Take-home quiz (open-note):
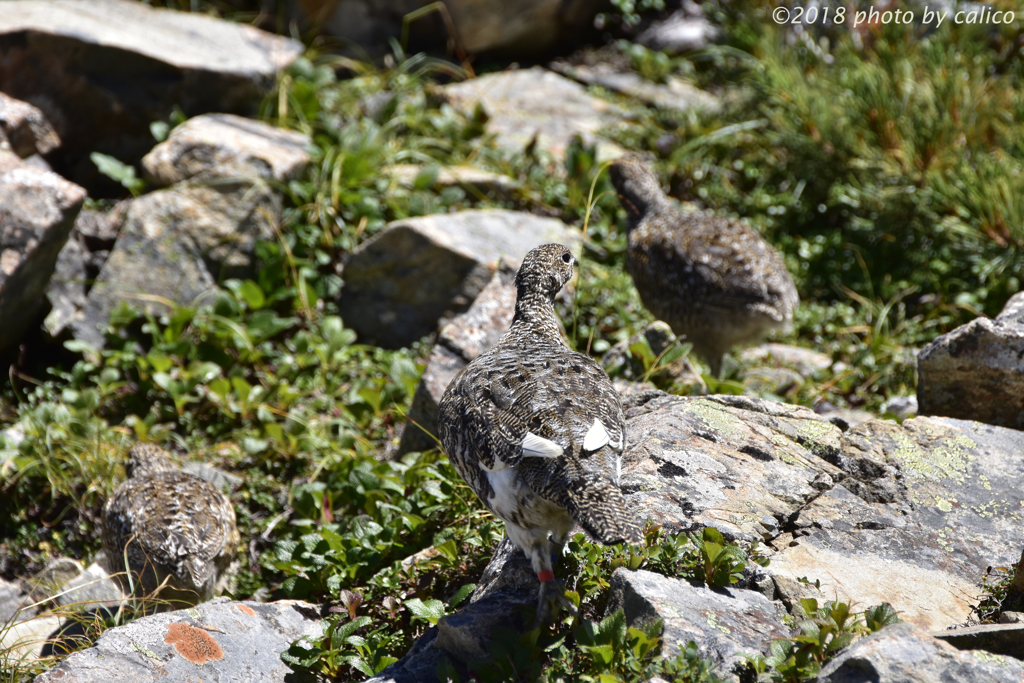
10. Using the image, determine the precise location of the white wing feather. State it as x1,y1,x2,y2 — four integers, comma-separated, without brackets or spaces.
522,431,563,458
583,418,610,451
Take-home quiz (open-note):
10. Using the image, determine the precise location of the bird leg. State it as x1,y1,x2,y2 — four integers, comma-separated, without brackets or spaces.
529,539,578,627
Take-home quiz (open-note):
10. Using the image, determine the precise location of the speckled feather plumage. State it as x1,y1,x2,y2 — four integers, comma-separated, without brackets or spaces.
610,156,799,376
102,444,239,604
438,244,642,584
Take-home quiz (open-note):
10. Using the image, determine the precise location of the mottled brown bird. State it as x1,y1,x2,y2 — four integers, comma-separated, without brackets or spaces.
438,243,642,622
102,444,239,605
610,156,799,377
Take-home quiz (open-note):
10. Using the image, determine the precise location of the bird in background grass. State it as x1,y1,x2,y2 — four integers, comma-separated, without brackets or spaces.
609,155,799,377
438,243,642,624
103,443,239,606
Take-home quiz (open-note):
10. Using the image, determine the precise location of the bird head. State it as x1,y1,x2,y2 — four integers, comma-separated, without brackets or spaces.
126,443,178,479
515,243,579,300
609,155,668,225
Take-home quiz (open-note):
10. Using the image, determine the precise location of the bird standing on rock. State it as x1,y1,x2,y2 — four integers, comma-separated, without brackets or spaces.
102,443,239,606
609,156,799,377
438,243,642,623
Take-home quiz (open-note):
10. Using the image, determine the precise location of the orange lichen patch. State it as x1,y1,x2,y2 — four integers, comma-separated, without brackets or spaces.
164,622,224,664
236,604,255,617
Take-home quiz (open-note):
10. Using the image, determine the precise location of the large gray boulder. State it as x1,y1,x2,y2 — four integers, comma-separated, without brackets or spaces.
0,0,302,191
142,114,312,187
609,568,789,681
817,622,1024,683
442,68,625,163
339,209,581,349
44,204,126,338
917,292,1024,430
71,180,279,348
33,599,323,683
68,117,311,347
621,394,843,541
0,165,85,352
620,392,1024,632
365,388,1024,680
0,91,60,158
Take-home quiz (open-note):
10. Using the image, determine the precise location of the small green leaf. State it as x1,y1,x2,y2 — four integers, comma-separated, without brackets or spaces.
629,338,656,369
434,539,458,564
150,120,170,142
414,164,440,190
404,598,446,625
233,279,267,310
447,583,476,609
90,152,146,196
331,615,371,646
147,351,173,373
864,603,899,632
374,655,398,673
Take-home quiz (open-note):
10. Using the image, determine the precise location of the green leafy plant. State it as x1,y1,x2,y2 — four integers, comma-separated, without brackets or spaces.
466,612,724,683
688,527,751,588
90,153,146,196
750,599,899,682
971,563,1017,624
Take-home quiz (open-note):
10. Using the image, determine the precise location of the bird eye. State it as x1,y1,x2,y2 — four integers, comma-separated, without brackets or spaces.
561,253,572,263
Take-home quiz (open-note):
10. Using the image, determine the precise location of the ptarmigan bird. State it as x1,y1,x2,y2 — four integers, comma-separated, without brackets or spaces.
609,156,799,377
102,444,239,605
438,243,642,622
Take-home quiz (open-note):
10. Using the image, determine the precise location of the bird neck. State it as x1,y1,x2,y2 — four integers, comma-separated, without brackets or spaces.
621,179,672,231
509,290,566,345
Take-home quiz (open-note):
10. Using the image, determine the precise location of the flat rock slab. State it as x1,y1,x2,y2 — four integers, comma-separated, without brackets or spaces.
143,113,312,186
770,416,1024,631
55,560,126,611
385,164,521,199
620,392,1024,632
4,614,63,660
818,622,1024,683
610,568,789,681
442,67,625,163
72,181,278,348
34,599,323,683
398,260,517,454
739,343,833,378
0,165,85,352
621,393,846,540
339,209,580,348
933,622,1024,659
918,292,1024,430
550,61,719,113
0,0,302,190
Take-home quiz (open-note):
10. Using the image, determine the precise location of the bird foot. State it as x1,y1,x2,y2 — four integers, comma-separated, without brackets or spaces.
533,576,578,627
